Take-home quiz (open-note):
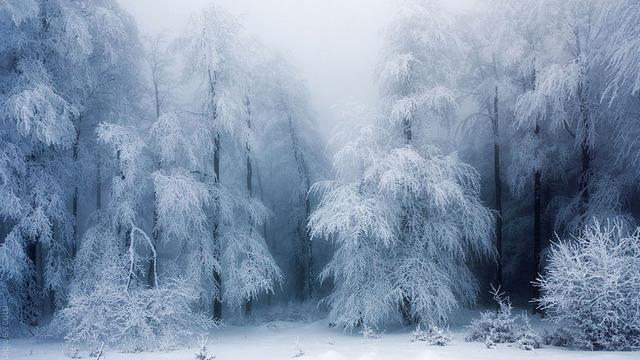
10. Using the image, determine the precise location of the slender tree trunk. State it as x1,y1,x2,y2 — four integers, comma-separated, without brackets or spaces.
71,116,82,259
287,114,313,301
579,104,591,210
0,221,4,244
96,152,102,210
207,68,223,321
25,154,42,325
576,79,591,220
153,76,161,121
244,97,254,317
492,87,503,288
531,68,542,313
402,117,412,144
532,168,541,307
399,113,415,324
256,164,272,306
212,133,222,320
148,76,161,289
26,241,39,325
575,38,591,217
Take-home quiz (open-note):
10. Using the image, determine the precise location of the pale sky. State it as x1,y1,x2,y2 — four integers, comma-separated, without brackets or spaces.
118,0,476,135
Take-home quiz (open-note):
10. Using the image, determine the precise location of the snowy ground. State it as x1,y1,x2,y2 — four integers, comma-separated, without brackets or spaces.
5,319,639,360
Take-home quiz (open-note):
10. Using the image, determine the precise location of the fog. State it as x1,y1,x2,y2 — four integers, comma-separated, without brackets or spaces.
6,1,640,355
118,0,475,135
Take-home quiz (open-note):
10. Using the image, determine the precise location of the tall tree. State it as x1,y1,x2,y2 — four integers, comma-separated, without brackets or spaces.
178,6,282,317
310,0,495,329
179,6,240,319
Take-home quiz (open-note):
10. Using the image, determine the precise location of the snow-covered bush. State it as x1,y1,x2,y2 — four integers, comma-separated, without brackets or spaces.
465,286,540,349
535,220,640,350
516,317,542,351
412,325,452,346
58,263,214,352
195,338,216,360
292,337,304,358
360,324,381,339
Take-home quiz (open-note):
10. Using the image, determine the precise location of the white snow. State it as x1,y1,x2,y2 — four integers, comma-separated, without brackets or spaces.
5,319,638,360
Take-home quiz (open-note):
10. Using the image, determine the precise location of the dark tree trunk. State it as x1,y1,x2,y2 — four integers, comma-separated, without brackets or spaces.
71,117,81,259
579,127,591,210
256,166,272,306
244,96,254,317
0,222,4,245
96,153,102,210
148,76,162,289
532,168,542,308
399,113,416,324
212,132,222,321
492,87,503,288
531,67,542,313
402,117,412,144
26,240,39,326
207,68,223,321
575,43,591,216
287,114,313,301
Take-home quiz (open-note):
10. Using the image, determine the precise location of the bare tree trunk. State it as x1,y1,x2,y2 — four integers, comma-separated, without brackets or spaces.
244,96,254,317
492,86,503,288
579,101,591,210
96,152,102,210
287,114,313,301
400,113,415,324
532,167,541,307
212,132,222,320
256,164,272,306
0,221,4,245
148,75,161,289
206,68,223,321
531,68,542,313
71,119,81,259
575,35,591,218
576,79,591,220
26,240,40,326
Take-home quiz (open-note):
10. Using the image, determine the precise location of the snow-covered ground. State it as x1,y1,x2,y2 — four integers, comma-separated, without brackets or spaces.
5,319,639,360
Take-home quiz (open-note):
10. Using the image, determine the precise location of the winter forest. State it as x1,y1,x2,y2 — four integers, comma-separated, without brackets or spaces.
1,0,640,359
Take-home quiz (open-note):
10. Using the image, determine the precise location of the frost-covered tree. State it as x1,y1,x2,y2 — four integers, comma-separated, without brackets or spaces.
176,5,243,319
603,0,640,102
0,0,98,325
459,0,569,304
171,6,282,318
513,0,635,234
453,0,640,305
311,97,494,328
600,1,640,181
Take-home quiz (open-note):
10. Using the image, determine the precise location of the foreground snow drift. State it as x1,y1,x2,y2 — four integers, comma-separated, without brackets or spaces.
6,320,639,360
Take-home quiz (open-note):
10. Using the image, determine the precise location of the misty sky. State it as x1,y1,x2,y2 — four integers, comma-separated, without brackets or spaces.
118,0,476,135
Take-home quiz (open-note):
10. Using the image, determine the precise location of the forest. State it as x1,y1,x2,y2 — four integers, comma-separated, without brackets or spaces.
1,0,640,359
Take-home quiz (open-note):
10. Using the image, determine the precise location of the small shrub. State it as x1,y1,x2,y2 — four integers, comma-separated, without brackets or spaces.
516,317,542,351
535,220,640,350
292,336,304,358
195,338,215,360
465,286,540,349
412,325,452,346
361,324,381,339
